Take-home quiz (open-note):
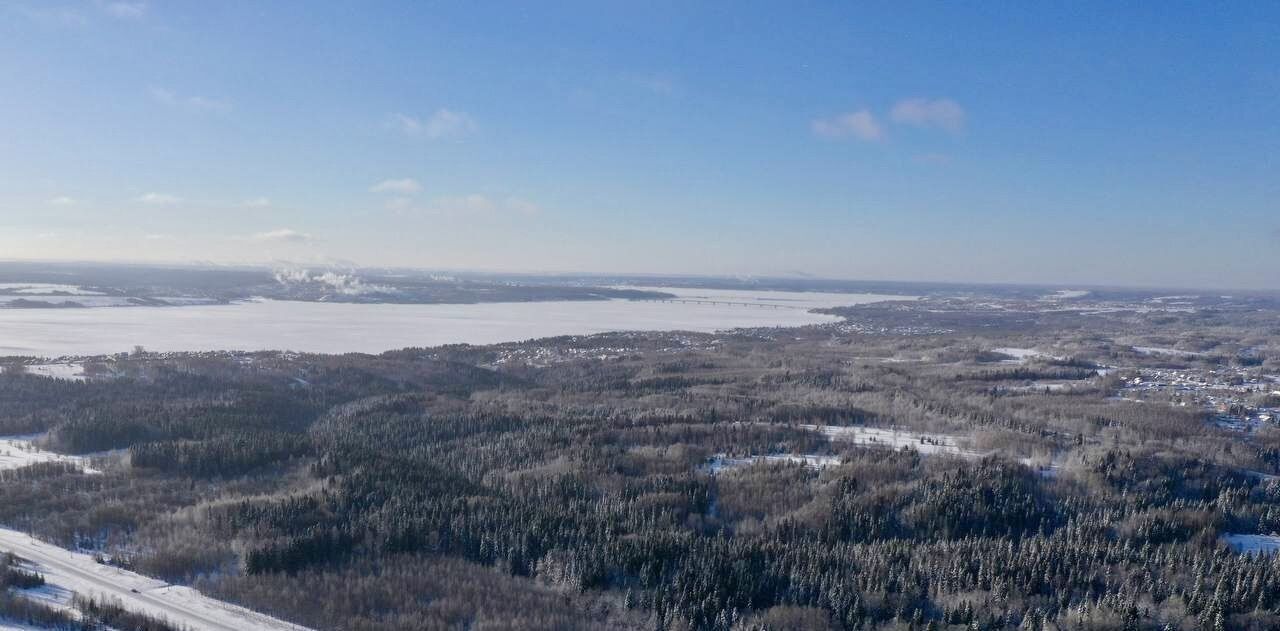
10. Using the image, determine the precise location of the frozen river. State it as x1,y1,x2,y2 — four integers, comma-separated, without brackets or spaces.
0,287,910,357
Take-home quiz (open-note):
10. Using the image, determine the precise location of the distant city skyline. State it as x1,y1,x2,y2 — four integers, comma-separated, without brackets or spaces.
2,2,1277,289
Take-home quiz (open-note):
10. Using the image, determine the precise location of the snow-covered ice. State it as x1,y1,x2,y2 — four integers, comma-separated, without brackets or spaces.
0,287,906,357
0,528,312,631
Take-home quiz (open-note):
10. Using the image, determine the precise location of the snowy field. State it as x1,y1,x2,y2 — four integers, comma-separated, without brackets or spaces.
1132,346,1207,358
0,283,104,296
623,286,917,311
706,425,978,473
0,288,905,357
0,436,98,474
1223,534,1280,555
801,424,978,457
0,529,311,631
22,362,86,381
706,453,842,473
992,347,1056,364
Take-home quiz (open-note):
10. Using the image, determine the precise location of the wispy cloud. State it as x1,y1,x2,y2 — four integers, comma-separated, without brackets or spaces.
890,98,966,134
390,109,476,139
369,178,422,194
143,233,172,241
811,110,883,142
135,192,181,205
150,87,231,113
250,228,314,243
240,197,271,208
47,196,78,206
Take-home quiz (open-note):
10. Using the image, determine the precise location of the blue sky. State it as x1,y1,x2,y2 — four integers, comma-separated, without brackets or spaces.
2,1,1277,289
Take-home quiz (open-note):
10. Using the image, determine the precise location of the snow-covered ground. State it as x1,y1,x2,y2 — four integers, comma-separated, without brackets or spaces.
0,283,104,296
800,425,978,458
1223,534,1280,555
22,362,86,381
1043,289,1090,300
0,436,98,474
623,287,918,310
0,620,48,631
992,347,1056,364
706,453,841,473
0,287,911,357
1132,346,1207,358
0,529,312,631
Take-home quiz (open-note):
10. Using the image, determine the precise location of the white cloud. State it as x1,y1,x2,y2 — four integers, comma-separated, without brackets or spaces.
135,192,181,205
240,197,271,208
250,228,314,243
890,98,966,133
369,178,422,194
390,109,476,139
100,1,146,18
143,233,172,240
811,110,883,142
47,196,77,206
149,87,231,113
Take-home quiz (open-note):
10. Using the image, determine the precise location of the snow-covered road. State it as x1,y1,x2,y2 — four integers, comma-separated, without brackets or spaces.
0,528,312,631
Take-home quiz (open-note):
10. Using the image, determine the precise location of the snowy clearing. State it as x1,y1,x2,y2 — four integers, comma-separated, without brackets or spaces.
22,362,86,381
1043,289,1090,300
991,347,1060,364
800,425,978,458
706,453,841,473
0,529,312,631
0,436,99,474
1223,534,1280,555
1132,346,1207,358
0,283,103,296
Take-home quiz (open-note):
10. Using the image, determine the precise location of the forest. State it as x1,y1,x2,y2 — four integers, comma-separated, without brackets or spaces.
2,292,1280,630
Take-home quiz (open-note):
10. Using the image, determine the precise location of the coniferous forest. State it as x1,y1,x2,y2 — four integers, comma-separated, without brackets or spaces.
3,293,1280,630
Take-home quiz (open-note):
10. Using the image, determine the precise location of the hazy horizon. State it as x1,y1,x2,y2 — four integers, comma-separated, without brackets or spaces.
2,257,1277,295
3,2,1278,289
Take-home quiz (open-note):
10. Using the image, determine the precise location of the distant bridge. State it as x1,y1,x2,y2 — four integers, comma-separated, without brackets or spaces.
636,298,800,309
